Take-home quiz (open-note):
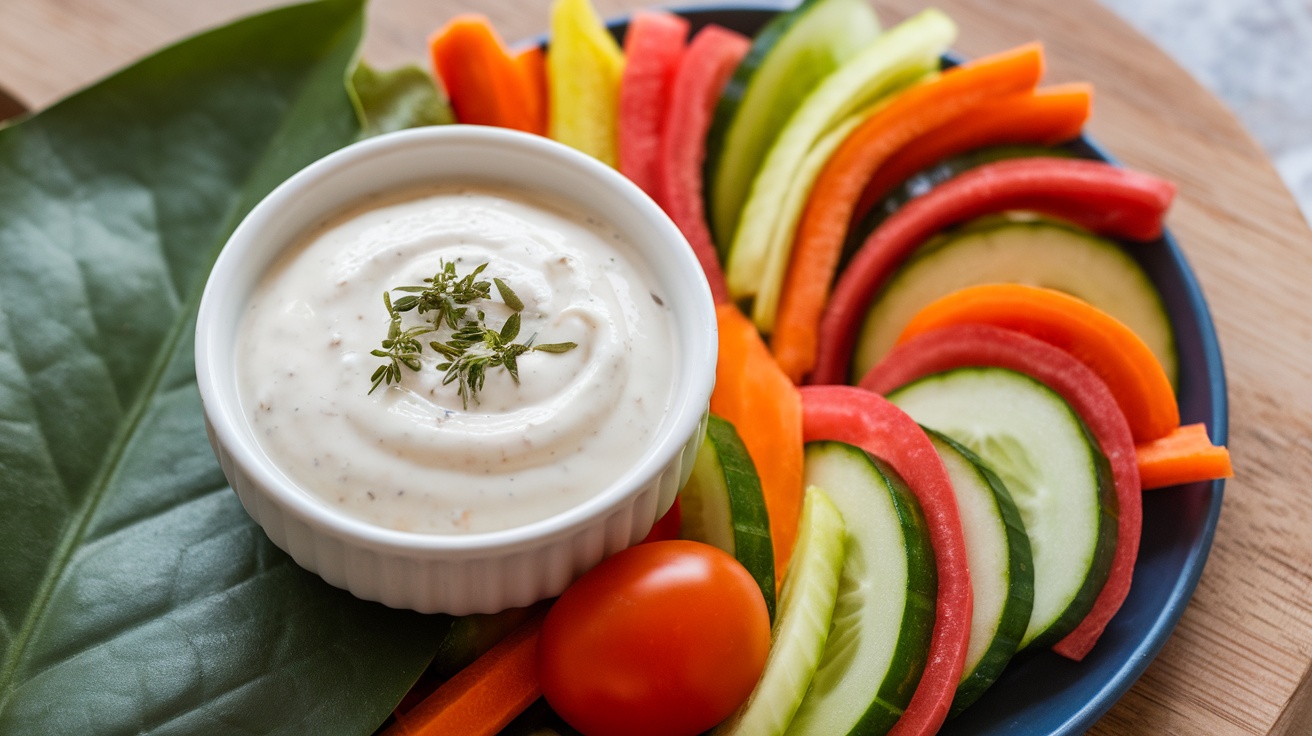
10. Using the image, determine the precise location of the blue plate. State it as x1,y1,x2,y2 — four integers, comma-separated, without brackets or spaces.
602,5,1228,733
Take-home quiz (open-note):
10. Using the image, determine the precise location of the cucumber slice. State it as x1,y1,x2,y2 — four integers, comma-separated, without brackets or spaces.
787,441,937,735
725,9,956,308
851,216,1176,383
705,0,880,254
679,414,777,621
924,429,1033,716
712,486,846,736
888,367,1117,650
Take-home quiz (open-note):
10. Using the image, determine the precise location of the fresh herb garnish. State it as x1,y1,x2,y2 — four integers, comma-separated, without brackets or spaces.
368,260,576,405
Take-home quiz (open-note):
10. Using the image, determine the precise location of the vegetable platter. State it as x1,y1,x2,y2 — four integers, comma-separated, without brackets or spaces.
7,0,1312,729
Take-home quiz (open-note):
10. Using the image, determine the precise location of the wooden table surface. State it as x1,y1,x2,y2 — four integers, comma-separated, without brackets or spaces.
3,0,1311,733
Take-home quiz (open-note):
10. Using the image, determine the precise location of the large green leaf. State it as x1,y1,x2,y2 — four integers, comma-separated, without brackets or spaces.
0,1,450,733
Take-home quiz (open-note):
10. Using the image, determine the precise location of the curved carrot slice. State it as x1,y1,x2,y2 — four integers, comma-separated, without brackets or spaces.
657,24,751,304
1137,423,1233,489
811,157,1176,385
898,284,1179,442
386,611,545,736
618,11,689,199
770,43,1044,382
429,15,542,133
513,45,548,136
710,304,803,589
852,83,1092,224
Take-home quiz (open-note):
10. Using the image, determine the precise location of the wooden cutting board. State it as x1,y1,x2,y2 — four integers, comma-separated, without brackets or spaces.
1,0,1310,733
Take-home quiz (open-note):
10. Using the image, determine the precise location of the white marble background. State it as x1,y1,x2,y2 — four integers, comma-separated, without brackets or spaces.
1100,0,1312,222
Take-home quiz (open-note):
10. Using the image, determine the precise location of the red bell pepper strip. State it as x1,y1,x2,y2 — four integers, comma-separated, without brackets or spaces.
772,43,1044,383
656,24,751,304
852,83,1093,225
639,498,683,544
861,323,1141,661
800,384,970,736
618,11,690,201
810,158,1176,385
429,15,544,133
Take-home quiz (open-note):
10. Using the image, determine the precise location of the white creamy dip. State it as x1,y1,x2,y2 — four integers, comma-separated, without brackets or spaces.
235,184,676,534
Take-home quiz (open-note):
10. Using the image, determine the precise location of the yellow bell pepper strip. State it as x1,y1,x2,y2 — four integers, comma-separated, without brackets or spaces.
548,0,626,166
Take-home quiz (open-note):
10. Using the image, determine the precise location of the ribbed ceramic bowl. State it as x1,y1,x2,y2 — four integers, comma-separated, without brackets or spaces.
195,126,717,615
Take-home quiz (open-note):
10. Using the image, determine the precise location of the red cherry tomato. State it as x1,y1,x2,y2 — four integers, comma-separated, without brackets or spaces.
537,540,770,736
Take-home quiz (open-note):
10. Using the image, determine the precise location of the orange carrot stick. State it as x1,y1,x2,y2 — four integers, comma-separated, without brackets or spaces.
386,612,546,736
514,45,549,136
771,43,1045,383
898,283,1180,442
711,303,804,588
1136,423,1233,489
853,83,1092,223
430,15,542,133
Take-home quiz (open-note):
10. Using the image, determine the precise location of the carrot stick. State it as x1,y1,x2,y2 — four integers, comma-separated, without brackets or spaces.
853,83,1092,223
711,303,804,589
898,283,1180,442
770,43,1044,383
429,15,542,133
1137,423,1233,489
514,45,549,136
386,611,546,736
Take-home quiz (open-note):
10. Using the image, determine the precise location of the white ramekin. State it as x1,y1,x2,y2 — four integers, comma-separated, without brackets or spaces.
195,126,717,615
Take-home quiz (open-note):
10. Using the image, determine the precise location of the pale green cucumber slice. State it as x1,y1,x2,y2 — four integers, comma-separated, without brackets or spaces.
851,216,1177,383
724,9,957,306
787,441,937,736
924,429,1033,716
679,414,777,621
888,367,1117,651
712,486,846,736
706,0,880,254
748,106,879,332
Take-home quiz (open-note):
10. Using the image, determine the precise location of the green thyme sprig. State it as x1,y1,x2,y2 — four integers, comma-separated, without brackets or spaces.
368,260,576,404
432,312,578,408
390,260,491,329
368,292,434,393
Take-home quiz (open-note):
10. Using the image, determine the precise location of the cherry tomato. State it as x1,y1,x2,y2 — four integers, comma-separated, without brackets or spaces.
537,540,770,736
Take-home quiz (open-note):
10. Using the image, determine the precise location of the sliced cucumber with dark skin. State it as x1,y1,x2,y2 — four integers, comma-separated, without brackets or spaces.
888,367,1117,651
705,0,880,256
712,486,846,736
678,414,776,621
786,441,937,736
850,215,1176,383
924,429,1033,717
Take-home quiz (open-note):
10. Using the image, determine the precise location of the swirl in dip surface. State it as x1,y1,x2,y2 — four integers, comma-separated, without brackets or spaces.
235,184,676,534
